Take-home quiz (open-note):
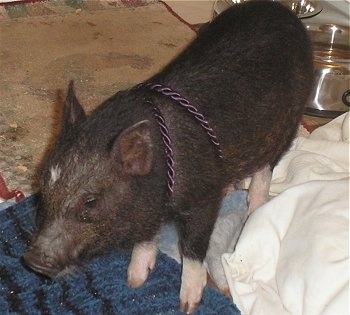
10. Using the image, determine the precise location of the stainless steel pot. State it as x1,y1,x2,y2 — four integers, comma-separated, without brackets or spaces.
305,23,350,118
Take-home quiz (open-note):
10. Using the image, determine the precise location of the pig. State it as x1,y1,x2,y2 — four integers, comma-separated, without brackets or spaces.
23,1,314,313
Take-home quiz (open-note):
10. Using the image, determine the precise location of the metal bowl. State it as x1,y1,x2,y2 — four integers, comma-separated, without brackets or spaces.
279,0,323,18
305,23,350,118
213,0,323,19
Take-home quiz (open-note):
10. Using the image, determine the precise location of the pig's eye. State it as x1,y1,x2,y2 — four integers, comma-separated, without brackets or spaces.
84,197,98,209
79,196,99,222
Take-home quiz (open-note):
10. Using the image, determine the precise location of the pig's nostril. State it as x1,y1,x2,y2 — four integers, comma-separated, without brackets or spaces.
23,250,60,279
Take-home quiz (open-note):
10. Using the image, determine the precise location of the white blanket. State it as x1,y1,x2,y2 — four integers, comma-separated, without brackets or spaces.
222,113,349,315
270,112,349,195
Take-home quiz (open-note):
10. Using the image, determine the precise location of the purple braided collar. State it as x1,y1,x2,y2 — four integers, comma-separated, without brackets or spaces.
146,102,175,194
139,83,223,195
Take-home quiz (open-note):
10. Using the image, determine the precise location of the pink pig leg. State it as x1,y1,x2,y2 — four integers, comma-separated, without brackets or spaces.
247,165,272,215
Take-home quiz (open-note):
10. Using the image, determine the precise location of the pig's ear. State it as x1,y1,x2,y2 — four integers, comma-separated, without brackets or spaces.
62,81,86,131
113,120,154,176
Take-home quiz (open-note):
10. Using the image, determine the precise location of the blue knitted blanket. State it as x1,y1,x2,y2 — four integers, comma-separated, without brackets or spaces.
0,195,240,315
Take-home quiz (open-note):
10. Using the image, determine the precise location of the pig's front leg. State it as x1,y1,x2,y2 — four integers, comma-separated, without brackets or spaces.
127,239,158,288
177,203,218,314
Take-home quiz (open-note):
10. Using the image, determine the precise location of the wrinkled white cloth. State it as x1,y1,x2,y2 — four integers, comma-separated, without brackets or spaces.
222,113,350,315
270,113,349,195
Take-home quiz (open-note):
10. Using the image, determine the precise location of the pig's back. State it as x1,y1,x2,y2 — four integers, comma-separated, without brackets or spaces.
154,1,313,106
148,1,313,177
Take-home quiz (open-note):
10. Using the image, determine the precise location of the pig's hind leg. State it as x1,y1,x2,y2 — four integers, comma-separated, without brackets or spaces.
247,164,272,214
127,238,158,288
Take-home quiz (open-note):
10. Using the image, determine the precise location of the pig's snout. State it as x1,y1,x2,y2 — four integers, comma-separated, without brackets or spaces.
23,248,61,279
23,217,86,278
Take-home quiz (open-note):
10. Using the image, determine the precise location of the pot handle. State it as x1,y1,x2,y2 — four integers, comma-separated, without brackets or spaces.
342,90,350,107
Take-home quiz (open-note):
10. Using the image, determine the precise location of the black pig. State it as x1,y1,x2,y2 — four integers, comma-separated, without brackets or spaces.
24,1,314,313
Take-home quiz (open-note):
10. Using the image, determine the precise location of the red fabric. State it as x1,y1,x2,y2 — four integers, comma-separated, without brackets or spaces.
0,175,25,202
159,1,197,32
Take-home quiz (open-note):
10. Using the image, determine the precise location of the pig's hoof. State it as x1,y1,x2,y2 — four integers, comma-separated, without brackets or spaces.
127,241,157,288
179,300,200,314
127,256,154,288
127,267,150,288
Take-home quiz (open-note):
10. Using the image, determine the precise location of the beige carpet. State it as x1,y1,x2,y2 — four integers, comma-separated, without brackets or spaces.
0,1,195,196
